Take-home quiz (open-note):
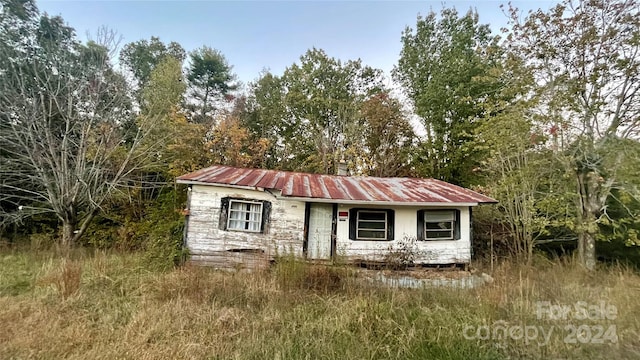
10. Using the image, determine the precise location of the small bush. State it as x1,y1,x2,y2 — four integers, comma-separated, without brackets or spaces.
384,235,426,270
143,235,188,272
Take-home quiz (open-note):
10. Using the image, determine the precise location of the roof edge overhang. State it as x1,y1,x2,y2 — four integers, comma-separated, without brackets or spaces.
177,179,265,192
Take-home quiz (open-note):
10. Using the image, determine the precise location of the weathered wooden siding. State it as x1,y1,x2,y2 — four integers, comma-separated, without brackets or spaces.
186,185,305,268
335,204,472,264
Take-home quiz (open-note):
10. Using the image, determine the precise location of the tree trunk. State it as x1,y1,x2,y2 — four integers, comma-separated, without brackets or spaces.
577,229,596,270
576,170,599,271
61,220,75,249
527,239,534,266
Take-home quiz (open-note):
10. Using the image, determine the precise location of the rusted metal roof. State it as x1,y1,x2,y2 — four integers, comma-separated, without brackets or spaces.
177,165,497,205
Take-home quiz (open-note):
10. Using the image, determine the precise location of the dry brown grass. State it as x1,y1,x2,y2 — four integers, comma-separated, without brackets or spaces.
37,258,83,299
0,249,638,359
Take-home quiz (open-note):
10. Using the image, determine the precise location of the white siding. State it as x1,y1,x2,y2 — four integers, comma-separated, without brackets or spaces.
335,204,472,264
186,185,305,265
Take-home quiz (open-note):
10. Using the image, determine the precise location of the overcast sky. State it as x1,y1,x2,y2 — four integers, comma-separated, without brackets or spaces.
38,0,559,86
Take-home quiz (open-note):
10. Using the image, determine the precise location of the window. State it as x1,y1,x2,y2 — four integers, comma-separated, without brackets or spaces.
356,210,387,240
349,208,394,241
424,210,455,240
228,200,263,232
418,210,460,241
219,197,271,233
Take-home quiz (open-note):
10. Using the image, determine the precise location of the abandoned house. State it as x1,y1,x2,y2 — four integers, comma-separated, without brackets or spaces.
176,165,497,269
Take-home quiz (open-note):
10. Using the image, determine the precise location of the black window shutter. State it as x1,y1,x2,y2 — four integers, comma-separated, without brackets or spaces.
386,209,395,240
261,200,272,234
417,210,425,241
454,209,461,240
219,197,230,230
349,208,357,240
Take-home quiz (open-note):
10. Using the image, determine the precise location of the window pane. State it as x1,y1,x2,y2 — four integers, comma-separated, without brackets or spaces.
425,210,455,222
358,221,386,230
229,210,244,220
249,203,261,213
426,230,454,239
230,202,245,211
358,211,386,221
247,221,260,231
249,209,261,222
358,230,387,239
425,222,453,230
229,220,243,230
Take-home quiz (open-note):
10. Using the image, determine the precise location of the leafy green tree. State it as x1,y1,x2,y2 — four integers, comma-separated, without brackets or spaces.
142,56,186,118
186,46,238,124
476,97,573,261
247,48,383,174
139,55,189,177
119,36,185,89
395,8,505,186
245,71,292,169
600,196,640,248
140,55,219,178
505,0,640,269
595,139,640,250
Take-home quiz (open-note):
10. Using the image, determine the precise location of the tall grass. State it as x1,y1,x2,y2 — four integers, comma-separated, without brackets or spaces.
0,248,638,359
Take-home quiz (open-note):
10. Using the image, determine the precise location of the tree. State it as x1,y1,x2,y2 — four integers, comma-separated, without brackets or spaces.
140,56,218,179
394,8,505,186
0,5,163,247
205,114,270,168
597,139,640,251
357,93,415,177
476,99,573,262
247,48,384,174
506,0,640,269
142,56,186,118
0,0,40,233
186,46,238,124
245,71,293,170
0,0,38,63
119,36,186,89
140,55,191,176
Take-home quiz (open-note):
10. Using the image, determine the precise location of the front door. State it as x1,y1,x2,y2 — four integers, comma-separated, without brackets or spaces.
307,203,333,260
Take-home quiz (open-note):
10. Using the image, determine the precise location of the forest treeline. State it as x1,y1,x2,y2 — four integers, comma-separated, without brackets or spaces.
1,0,639,268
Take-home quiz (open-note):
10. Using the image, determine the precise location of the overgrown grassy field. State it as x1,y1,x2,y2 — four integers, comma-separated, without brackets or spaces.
0,248,638,359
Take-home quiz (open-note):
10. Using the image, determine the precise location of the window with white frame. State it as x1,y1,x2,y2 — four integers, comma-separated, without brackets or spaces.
356,210,388,240
227,200,263,232
423,210,456,240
